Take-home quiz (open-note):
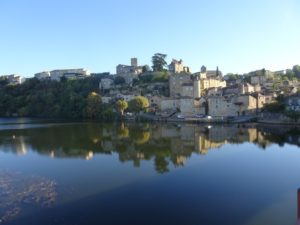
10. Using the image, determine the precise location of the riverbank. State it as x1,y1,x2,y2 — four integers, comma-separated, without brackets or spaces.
128,113,300,126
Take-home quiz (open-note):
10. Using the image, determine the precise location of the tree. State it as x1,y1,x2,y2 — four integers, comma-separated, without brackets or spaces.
142,65,151,73
86,92,102,119
114,76,126,85
285,111,300,122
128,96,149,113
115,99,128,116
293,65,300,78
152,53,167,72
263,102,285,113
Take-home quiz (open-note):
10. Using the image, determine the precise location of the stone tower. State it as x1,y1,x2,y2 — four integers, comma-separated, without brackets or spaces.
193,75,201,99
131,58,138,67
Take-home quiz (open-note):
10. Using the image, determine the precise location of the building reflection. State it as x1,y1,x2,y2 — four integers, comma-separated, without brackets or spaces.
0,123,300,173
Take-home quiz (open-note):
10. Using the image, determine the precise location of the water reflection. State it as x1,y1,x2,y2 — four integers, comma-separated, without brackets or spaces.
0,123,300,173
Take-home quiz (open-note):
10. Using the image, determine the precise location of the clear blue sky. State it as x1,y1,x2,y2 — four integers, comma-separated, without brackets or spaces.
0,0,299,77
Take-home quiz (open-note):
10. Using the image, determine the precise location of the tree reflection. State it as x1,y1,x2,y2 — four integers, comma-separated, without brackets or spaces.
0,123,300,173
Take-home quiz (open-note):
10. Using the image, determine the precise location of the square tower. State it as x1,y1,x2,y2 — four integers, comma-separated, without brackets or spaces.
131,58,138,67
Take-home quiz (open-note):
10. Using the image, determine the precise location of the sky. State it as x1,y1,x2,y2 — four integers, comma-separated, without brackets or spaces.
0,0,299,77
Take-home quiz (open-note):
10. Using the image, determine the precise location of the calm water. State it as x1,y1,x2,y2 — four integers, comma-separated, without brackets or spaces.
1,119,300,225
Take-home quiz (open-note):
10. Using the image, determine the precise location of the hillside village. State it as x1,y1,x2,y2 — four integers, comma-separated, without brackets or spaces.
1,54,300,122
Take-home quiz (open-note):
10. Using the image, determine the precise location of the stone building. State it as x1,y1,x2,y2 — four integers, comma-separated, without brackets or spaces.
207,94,265,117
159,97,200,115
250,75,267,85
169,67,226,99
131,58,138,67
169,73,192,97
193,74,226,98
168,59,190,74
181,83,194,97
116,58,143,75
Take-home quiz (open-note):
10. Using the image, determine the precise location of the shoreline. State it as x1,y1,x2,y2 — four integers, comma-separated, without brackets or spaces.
1,116,300,127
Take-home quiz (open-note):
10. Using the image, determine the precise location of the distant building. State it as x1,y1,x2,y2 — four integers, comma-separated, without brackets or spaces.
34,71,51,80
35,68,90,81
0,74,25,85
116,58,143,75
169,67,226,98
250,75,267,85
131,58,138,67
168,59,190,74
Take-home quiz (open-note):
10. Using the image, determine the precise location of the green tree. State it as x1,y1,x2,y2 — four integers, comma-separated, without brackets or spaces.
142,65,151,73
86,92,102,119
152,53,167,72
293,65,300,78
263,102,285,113
115,99,128,116
128,96,149,113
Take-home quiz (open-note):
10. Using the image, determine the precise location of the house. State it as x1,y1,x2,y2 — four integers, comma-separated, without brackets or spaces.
207,94,265,117
159,97,200,115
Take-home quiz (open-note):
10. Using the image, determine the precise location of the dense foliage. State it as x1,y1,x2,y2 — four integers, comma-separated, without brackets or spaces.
128,96,149,113
152,53,167,72
0,77,116,120
138,71,169,83
115,99,128,115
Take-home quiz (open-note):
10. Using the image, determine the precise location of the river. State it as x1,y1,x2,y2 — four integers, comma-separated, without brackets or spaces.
0,119,300,225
